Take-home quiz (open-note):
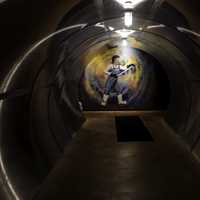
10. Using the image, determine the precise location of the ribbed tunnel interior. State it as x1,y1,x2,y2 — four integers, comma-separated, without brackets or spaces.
0,0,200,199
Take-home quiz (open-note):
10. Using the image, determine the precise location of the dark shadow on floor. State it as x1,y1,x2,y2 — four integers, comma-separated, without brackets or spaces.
115,116,153,142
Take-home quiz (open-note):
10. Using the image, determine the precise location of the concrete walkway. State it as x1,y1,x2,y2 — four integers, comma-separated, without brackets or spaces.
34,117,200,200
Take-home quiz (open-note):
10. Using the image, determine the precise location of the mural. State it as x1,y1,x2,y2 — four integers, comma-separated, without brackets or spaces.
80,39,170,111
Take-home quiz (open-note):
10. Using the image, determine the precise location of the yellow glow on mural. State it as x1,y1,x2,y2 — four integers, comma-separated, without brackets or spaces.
82,39,143,102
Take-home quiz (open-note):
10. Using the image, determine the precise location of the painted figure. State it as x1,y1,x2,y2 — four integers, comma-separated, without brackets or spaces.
101,55,135,106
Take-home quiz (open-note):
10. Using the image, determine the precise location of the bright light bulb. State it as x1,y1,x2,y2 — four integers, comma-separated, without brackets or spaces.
115,29,135,38
124,11,133,27
115,0,146,9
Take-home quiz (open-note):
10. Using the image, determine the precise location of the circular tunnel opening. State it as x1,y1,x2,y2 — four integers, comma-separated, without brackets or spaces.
0,0,200,199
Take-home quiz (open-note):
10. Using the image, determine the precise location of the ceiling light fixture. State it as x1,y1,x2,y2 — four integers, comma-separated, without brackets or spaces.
115,0,146,9
124,11,133,27
115,29,135,38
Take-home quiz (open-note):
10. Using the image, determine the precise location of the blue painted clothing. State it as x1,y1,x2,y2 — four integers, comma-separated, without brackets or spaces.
104,65,125,95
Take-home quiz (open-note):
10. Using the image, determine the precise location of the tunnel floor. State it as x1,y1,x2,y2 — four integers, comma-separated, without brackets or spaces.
36,117,200,200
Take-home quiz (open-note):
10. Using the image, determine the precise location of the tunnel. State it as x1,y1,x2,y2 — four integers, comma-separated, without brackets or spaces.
0,0,200,199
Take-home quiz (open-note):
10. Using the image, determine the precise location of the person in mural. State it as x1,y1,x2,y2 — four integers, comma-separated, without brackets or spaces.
101,55,135,106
